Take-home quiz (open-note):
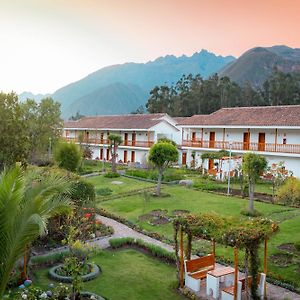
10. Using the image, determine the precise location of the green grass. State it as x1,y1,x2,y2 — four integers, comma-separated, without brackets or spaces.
33,249,184,300
86,175,155,198
98,183,300,287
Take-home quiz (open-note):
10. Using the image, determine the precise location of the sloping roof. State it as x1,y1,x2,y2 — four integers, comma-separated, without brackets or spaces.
64,113,169,130
177,115,209,125
179,105,300,127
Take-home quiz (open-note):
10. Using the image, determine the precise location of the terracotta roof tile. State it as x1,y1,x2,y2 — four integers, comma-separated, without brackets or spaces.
179,105,300,127
64,113,168,130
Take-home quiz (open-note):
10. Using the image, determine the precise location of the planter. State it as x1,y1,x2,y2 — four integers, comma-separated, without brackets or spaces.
48,263,101,283
80,291,105,300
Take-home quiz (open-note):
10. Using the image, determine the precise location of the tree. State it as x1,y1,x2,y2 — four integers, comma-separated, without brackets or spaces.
108,134,123,173
0,167,72,297
242,153,267,213
54,142,82,172
148,141,178,196
0,92,28,169
21,97,62,163
69,111,85,121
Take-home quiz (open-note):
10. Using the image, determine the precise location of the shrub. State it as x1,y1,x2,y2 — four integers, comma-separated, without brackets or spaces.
96,188,113,196
193,181,222,191
109,237,135,248
125,168,184,182
70,179,96,206
54,142,82,172
294,241,300,251
276,177,300,207
104,172,120,178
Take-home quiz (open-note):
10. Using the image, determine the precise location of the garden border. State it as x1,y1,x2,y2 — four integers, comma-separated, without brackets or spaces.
48,263,101,283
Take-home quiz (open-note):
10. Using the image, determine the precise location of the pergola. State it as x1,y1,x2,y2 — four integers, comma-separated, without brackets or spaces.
173,213,279,299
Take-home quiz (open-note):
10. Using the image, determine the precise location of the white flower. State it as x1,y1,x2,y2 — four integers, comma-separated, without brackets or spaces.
40,292,48,299
22,294,27,299
90,233,96,239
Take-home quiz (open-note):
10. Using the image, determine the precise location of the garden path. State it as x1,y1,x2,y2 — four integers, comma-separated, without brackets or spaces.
94,215,300,300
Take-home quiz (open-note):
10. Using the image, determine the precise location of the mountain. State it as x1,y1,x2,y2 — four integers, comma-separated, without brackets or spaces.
219,45,300,86
65,82,148,116
18,91,50,102
48,50,235,118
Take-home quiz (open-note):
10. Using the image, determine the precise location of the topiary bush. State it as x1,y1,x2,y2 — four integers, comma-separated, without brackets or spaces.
276,177,300,207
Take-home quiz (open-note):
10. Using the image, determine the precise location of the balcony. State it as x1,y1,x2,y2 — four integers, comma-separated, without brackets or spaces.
64,137,154,148
182,140,300,154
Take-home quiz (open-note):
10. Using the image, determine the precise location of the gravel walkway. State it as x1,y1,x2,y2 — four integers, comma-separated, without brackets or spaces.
94,215,300,300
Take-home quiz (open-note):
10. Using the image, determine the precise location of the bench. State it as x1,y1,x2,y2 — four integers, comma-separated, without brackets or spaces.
184,254,215,292
221,273,266,300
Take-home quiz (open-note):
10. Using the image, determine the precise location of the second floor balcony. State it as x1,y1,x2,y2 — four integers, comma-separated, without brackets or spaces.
65,137,154,148
182,139,300,155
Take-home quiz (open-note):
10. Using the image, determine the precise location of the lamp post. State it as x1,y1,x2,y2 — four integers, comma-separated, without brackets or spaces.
227,142,232,195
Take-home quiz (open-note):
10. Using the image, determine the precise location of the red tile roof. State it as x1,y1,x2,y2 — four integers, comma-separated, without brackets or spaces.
64,113,169,130
178,105,300,127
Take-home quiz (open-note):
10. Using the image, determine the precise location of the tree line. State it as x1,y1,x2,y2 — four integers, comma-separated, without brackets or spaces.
0,92,62,169
145,69,300,116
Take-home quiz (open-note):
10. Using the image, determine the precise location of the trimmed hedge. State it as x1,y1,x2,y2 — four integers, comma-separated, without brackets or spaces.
48,263,101,283
109,237,176,264
125,168,184,182
104,172,120,178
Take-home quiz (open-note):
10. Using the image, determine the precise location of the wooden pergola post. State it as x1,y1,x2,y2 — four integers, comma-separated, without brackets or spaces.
264,238,268,299
179,226,184,288
212,239,216,269
234,246,239,300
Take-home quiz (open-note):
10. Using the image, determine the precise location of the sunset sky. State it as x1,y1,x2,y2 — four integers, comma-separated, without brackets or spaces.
1,0,299,94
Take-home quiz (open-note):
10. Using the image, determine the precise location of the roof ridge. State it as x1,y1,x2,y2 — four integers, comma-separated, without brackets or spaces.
220,104,300,110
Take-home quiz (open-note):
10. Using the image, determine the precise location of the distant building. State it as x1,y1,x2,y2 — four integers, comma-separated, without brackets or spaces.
63,113,180,166
62,106,300,178
177,105,300,177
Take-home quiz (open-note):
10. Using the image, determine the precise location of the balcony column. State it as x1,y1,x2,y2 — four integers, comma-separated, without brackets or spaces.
222,128,226,149
201,128,204,147
275,129,278,152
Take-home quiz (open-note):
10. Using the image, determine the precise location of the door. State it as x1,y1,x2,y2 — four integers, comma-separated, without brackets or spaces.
100,148,103,160
258,133,265,151
124,150,128,163
132,133,136,146
243,132,250,150
124,133,128,146
182,153,187,165
131,151,135,162
192,132,196,142
106,148,110,160
209,132,215,148
208,158,214,171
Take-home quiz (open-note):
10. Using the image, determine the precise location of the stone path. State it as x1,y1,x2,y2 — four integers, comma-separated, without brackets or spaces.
93,215,300,300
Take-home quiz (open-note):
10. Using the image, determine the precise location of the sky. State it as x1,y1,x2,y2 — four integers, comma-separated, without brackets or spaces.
0,0,299,94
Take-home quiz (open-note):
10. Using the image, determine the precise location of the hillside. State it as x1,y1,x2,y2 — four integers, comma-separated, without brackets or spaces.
65,82,148,116
49,50,234,118
219,45,300,86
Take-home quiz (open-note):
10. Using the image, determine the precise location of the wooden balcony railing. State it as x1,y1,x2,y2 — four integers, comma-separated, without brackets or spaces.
64,137,154,148
182,140,300,154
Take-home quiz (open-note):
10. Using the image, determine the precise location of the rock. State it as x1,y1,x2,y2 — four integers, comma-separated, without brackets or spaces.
179,179,193,186
111,181,124,185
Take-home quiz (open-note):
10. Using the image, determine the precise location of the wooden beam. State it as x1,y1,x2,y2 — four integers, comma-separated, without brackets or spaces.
180,227,184,288
212,239,216,269
234,246,238,300
275,128,278,152
264,238,268,299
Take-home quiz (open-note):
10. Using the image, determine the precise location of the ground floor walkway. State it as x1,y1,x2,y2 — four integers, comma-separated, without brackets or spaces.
94,215,300,300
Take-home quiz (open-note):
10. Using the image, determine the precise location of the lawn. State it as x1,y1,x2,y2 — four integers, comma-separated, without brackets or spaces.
33,249,184,300
86,175,155,198
97,181,300,288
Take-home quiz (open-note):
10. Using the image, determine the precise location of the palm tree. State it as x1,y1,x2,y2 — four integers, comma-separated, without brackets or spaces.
0,167,72,297
108,134,123,173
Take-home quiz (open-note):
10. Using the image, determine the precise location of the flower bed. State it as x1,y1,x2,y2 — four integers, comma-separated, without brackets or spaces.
48,263,101,283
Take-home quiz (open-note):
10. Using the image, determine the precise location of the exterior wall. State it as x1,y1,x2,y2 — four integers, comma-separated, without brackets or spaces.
150,121,181,144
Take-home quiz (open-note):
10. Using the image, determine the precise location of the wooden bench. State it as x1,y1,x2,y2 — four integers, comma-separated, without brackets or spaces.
184,254,215,292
